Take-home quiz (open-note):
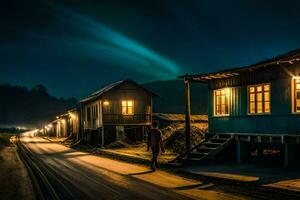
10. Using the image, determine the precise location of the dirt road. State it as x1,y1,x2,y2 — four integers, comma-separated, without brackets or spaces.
0,134,34,200
19,132,247,200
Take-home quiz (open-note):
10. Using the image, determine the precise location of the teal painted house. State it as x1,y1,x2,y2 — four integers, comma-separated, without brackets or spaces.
182,49,300,167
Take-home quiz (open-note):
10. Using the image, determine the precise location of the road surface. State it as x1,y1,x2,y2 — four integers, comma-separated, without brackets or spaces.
19,132,249,200
0,135,34,200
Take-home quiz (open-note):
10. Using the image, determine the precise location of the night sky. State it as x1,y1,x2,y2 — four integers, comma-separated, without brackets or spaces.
1,0,300,98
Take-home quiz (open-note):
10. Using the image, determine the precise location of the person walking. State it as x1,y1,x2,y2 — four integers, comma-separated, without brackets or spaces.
147,120,165,171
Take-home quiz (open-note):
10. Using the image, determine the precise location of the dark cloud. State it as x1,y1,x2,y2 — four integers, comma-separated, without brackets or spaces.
1,0,300,97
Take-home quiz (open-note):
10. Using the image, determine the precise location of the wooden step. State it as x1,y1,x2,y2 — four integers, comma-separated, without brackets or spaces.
190,152,209,158
210,138,229,143
169,137,234,164
196,147,216,153
215,135,232,139
204,142,223,148
205,142,223,145
211,137,229,141
177,156,202,162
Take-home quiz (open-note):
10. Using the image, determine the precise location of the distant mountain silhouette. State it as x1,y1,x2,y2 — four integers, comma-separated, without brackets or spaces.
0,80,208,128
142,80,208,114
0,84,77,128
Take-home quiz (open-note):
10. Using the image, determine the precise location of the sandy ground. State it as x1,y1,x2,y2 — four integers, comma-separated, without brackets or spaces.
185,163,300,192
21,133,248,200
0,134,34,200
101,145,177,164
43,136,67,143
98,122,207,164
99,146,300,194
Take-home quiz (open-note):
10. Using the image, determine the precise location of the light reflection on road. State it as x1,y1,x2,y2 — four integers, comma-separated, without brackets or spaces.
19,131,246,200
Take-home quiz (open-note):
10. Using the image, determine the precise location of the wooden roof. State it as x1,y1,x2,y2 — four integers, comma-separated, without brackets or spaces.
181,48,300,82
80,79,158,103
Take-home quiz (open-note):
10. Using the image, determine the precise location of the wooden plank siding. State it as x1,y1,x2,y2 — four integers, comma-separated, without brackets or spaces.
101,82,152,125
82,100,102,130
81,80,153,129
68,109,80,138
208,64,300,135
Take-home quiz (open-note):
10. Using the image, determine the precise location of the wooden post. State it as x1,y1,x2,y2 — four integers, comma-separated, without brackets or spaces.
185,78,191,161
236,138,242,164
101,126,105,148
236,137,247,164
284,143,294,168
98,128,101,146
100,100,105,148
284,143,289,168
79,103,84,141
142,126,145,142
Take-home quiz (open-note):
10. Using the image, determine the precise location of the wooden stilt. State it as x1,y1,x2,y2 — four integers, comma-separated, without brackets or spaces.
236,138,247,164
101,126,105,148
185,78,191,161
142,126,145,142
285,144,289,168
285,144,294,168
98,128,100,145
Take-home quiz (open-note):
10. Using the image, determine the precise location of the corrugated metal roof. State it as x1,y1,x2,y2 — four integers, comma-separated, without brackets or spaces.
181,48,300,82
81,80,123,103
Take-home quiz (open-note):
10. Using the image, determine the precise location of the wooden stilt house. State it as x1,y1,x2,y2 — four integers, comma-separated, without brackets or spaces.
67,108,80,140
179,49,300,167
46,121,55,137
80,79,157,146
47,109,80,139
55,114,69,138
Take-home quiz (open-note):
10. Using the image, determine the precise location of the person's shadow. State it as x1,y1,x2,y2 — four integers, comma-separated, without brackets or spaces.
129,169,155,175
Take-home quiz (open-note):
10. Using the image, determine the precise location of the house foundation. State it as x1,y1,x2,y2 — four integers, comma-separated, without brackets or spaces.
232,134,300,167
284,143,295,168
236,139,248,164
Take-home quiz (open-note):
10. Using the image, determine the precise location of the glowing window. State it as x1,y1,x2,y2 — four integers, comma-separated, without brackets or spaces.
293,79,300,112
214,88,230,116
248,83,271,114
122,100,134,115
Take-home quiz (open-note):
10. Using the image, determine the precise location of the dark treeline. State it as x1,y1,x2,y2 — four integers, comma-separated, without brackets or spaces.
0,127,29,134
0,84,77,127
143,80,208,114
0,80,207,128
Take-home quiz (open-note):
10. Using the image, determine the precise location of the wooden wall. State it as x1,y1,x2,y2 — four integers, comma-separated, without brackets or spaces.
56,119,67,137
68,110,80,137
208,63,300,135
102,82,151,115
82,81,152,129
82,99,102,129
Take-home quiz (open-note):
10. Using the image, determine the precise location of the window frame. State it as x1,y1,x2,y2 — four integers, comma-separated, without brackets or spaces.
292,78,300,113
247,83,271,115
121,100,134,115
213,88,230,117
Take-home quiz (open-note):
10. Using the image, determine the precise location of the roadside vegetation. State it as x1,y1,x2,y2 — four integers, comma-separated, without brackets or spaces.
103,122,208,154
163,122,208,154
0,128,29,150
100,122,208,160
0,133,13,150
